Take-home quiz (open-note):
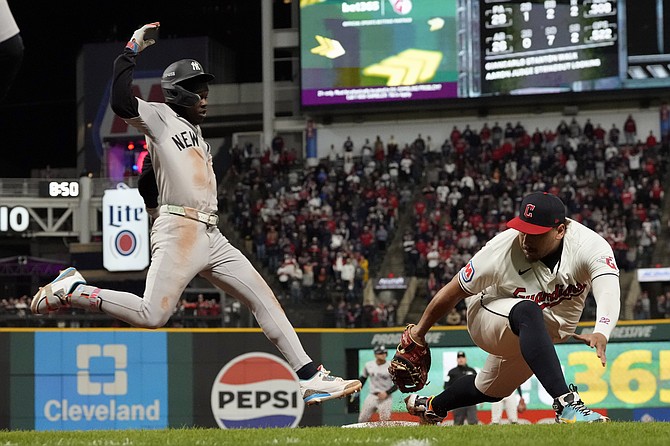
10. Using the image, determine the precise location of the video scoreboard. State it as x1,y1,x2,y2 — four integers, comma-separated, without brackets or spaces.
474,0,619,96
300,0,668,107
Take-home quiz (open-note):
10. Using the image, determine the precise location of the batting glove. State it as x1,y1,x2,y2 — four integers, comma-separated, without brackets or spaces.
125,22,160,54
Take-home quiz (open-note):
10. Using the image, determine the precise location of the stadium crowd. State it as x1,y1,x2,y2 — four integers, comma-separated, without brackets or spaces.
222,114,668,327
2,114,668,328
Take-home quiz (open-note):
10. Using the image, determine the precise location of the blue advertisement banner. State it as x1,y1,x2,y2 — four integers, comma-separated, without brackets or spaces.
34,331,168,430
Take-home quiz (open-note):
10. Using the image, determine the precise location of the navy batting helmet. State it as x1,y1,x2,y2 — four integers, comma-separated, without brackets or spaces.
161,59,214,107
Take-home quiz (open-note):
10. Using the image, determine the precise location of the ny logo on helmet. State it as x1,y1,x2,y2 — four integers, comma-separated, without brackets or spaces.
191,61,202,71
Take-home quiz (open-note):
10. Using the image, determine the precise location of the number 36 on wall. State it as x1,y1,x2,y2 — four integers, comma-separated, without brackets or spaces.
566,345,670,407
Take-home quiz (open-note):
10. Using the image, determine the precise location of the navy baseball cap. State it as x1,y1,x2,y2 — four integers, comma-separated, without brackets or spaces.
457,351,466,358
374,345,387,354
507,192,566,235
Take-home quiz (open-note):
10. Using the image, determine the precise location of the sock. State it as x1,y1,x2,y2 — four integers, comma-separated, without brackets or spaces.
431,374,498,416
296,362,319,380
69,284,102,313
509,300,570,398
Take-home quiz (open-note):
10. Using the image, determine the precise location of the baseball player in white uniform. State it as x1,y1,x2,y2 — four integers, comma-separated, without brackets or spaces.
358,345,397,422
490,387,525,424
31,22,361,405
0,0,24,101
404,191,620,423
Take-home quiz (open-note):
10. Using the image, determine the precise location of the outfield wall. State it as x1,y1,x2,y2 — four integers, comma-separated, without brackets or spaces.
0,320,668,430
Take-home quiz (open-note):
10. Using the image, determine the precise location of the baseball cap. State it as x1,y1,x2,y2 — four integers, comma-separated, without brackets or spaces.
507,192,566,235
457,351,466,358
374,345,387,354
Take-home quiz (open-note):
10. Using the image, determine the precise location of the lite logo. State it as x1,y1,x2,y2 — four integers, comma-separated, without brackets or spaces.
102,186,149,271
210,352,304,429
77,344,127,396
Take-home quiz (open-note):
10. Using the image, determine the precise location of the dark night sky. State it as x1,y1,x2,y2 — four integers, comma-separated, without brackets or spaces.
0,1,273,178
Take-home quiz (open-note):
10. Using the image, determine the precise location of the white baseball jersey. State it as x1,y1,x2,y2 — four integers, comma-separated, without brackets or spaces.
0,0,20,42
458,219,620,342
359,359,394,422
126,100,218,213
361,360,394,395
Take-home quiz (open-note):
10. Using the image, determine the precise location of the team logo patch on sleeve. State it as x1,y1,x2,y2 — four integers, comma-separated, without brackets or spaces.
460,260,475,283
597,255,619,271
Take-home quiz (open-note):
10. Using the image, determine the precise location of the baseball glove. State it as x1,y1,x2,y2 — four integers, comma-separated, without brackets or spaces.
388,324,431,393
517,397,527,413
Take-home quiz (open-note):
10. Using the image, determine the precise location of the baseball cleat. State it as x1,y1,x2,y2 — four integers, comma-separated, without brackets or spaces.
405,394,444,424
31,267,86,314
300,365,362,405
553,384,609,423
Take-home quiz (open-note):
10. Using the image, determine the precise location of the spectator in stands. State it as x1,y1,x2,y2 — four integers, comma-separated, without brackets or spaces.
634,291,651,319
445,308,462,326
277,254,299,300
375,224,389,252
609,123,621,145
646,130,658,148
623,115,637,144
655,292,667,319
343,136,354,154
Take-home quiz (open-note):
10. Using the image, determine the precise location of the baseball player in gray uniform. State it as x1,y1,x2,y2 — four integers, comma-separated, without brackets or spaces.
31,22,361,405
404,192,620,423
357,345,397,423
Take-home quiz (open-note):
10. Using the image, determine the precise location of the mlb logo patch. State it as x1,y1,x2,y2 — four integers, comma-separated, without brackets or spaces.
460,260,475,283
210,352,304,429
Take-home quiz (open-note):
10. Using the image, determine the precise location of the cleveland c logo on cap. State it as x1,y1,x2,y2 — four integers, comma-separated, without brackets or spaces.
524,204,535,219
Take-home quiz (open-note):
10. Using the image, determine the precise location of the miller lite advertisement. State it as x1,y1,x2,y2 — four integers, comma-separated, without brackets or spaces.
102,184,149,272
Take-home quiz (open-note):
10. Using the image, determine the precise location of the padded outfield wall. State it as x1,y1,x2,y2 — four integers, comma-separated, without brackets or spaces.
0,320,668,430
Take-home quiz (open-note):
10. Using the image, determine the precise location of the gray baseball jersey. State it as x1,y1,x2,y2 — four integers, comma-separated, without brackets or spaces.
361,359,394,395
72,50,313,373
127,100,218,212
359,359,393,422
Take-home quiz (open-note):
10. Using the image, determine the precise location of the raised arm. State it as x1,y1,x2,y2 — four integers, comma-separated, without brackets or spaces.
110,22,159,119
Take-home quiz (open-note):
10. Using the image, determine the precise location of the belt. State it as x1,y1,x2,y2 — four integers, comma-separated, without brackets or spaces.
160,205,219,226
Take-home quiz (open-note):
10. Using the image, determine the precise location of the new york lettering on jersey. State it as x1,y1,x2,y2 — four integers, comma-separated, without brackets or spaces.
171,130,199,151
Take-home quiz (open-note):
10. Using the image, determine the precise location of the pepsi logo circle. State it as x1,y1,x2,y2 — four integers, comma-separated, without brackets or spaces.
210,352,304,429
114,230,137,256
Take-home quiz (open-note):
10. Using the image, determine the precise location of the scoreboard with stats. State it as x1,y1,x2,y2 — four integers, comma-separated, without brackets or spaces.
472,0,620,96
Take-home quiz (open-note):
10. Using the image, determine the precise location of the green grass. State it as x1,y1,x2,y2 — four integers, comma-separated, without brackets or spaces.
0,423,669,446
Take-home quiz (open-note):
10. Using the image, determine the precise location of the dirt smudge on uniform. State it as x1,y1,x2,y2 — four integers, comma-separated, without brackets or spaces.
161,296,170,311
177,219,197,258
189,148,207,190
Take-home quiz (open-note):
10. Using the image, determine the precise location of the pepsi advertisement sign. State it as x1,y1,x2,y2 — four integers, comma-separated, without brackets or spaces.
34,331,168,430
210,352,304,428
102,184,149,271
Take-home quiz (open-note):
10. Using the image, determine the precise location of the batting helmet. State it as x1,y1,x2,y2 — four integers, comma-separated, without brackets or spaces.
161,59,214,107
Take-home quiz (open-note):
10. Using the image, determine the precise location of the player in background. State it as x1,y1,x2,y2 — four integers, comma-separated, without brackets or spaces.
0,0,24,101
31,22,361,406
357,345,397,423
403,192,619,424
490,386,525,424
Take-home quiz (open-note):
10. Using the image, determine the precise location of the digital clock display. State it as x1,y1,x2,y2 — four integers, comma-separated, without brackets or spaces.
39,181,80,198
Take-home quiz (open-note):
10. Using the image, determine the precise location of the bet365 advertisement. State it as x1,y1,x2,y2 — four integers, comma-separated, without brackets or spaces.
300,0,459,106
358,341,670,411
